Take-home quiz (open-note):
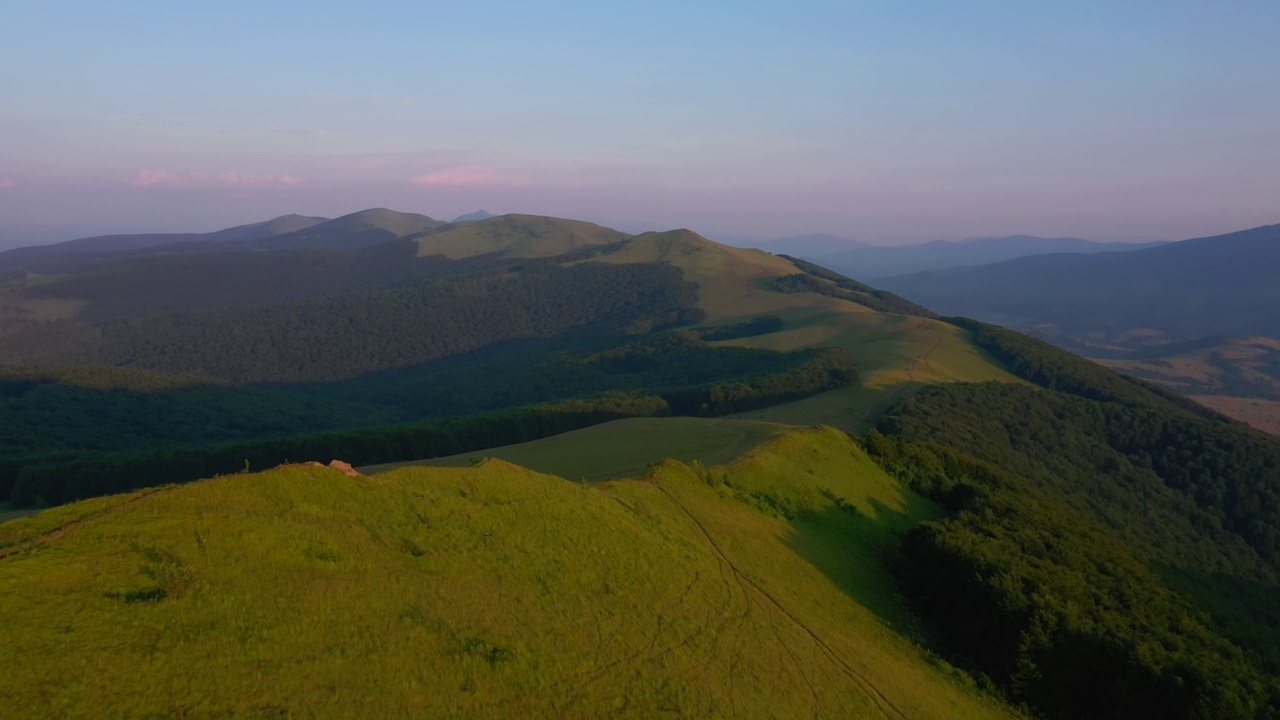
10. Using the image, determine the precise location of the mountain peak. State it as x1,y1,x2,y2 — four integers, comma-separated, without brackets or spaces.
320,208,444,238
451,210,495,223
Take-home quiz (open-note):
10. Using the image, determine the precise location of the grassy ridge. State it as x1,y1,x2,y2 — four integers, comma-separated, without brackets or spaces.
368,416,789,479
414,214,629,260
0,428,1018,719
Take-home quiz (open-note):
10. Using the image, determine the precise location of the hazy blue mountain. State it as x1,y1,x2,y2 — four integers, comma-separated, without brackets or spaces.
451,210,495,223
812,234,1165,280
0,210,448,276
217,208,443,252
0,214,328,276
758,233,871,257
877,223,1280,346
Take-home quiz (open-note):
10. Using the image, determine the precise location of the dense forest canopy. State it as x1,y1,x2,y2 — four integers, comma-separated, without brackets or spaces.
2,329,856,506
3,261,704,382
872,319,1280,719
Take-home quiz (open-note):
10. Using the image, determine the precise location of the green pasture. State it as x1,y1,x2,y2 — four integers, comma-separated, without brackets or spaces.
0,427,1019,719
363,416,789,480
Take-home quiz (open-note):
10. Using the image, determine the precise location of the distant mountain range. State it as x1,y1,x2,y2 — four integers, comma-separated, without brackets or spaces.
794,234,1166,280
5,208,1280,717
0,209,444,277
755,234,872,257
877,223,1280,349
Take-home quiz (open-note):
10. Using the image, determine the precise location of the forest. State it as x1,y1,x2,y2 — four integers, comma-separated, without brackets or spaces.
5,332,856,506
871,319,1280,719
3,260,704,382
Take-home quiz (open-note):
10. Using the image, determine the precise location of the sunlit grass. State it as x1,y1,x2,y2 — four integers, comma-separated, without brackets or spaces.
1,427,1019,719
365,416,788,479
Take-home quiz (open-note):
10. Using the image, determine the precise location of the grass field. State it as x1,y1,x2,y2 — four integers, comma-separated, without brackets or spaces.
1099,335,1280,394
362,417,790,479
1190,395,1280,436
0,427,1018,718
1098,335,1280,430
724,307,1019,388
594,230,1020,431
730,382,926,433
589,229,862,321
716,308,1021,430
0,275,86,338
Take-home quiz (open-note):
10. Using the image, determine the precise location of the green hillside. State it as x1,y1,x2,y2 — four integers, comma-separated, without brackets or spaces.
0,428,1019,719
870,319,1280,719
5,210,1280,718
367,416,790,479
414,214,629,259
0,209,1025,515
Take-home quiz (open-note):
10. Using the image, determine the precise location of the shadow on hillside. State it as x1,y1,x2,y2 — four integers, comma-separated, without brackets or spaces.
784,495,934,638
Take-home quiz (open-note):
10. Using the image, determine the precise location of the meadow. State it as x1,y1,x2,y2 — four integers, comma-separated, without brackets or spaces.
0,427,1019,719
364,416,789,479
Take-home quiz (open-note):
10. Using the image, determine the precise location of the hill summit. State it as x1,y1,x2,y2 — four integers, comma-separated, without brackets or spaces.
413,214,629,260
452,209,496,223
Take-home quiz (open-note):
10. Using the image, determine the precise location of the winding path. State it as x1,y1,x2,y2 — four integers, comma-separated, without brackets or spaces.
858,320,944,426
645,478,911,720
0,488,166,561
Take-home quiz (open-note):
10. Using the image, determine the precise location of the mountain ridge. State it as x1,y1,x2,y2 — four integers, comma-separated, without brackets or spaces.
0,214,329,276
877,223,1280,344
809,234,1165,279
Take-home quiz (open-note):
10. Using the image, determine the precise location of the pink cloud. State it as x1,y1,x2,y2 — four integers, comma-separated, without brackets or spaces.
216,171,276,188
409,165,529,188
130,170,304,189
0,177,15,190
132,169,185,187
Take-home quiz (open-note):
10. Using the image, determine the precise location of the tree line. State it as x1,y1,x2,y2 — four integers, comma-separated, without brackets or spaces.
9,342,856,507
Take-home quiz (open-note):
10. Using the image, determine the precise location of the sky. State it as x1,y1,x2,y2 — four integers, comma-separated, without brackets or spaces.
1,0,1277,247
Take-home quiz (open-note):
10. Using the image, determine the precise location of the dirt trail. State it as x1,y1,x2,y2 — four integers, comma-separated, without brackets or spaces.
0,488,166,561
858,320,943,425
646,479,910,720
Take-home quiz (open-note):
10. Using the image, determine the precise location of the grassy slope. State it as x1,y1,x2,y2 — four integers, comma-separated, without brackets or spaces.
723,307,1023,432
590,229,856,320
365,417,789,479
414,214,629,260
0,427,1016,719
589,230,1021,429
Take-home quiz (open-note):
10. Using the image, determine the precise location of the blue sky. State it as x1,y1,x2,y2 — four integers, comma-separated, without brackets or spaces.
1,0,1277,245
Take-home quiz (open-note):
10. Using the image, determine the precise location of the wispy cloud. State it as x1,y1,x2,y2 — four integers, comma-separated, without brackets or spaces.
131,169,184,187
130,170,306,189
0,178,16,190
408,165,530,188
